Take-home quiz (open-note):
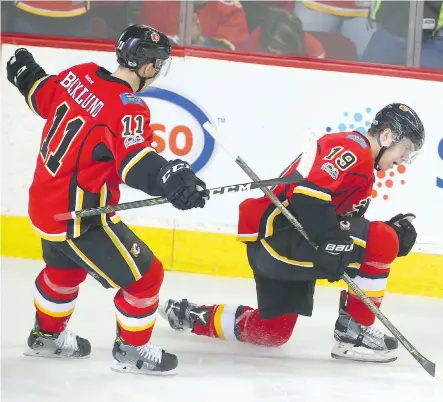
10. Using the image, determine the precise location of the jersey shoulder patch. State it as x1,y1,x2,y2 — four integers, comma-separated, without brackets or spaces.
346,133,368,149
120,92,145,106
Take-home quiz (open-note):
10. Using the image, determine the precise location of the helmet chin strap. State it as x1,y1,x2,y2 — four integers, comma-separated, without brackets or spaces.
374,132,390,171
134,67,160,93
134,69,147,93
374,146,387,171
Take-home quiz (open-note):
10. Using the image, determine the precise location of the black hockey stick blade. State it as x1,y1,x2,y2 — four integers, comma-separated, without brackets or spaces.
54,175,300,221
420,358,436,377
343,273,437,377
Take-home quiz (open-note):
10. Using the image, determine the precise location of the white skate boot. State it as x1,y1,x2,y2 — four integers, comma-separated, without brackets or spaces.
160,298,212,331
112,328,178,375
331,291,398,363
24,316,91,359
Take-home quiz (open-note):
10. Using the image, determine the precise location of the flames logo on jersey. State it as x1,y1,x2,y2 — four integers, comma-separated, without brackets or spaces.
130,243,141,258
341,197,371,218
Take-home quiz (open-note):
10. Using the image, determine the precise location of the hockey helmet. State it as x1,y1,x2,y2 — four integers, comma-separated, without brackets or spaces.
116,24,172,79
370,103,425,166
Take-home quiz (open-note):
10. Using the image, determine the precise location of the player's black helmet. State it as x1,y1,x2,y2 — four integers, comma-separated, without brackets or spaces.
116,24,172,78
370,103,425,152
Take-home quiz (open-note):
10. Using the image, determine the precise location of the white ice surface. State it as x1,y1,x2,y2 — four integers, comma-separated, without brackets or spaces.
1,257,442,402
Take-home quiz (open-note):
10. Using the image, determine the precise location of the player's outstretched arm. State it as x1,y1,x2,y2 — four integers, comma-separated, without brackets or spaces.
121,150,209,211
112,105,209,211
6,48,56,118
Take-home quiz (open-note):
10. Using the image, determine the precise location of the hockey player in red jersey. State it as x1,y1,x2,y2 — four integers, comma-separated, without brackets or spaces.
161,104,424,363
6,25,209,375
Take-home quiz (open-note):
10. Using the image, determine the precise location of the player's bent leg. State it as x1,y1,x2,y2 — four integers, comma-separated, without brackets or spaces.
58,222,178,374
161,241,312,347
161,299,298,347
332,221,399,363
112,256,177,375
24,264,91,359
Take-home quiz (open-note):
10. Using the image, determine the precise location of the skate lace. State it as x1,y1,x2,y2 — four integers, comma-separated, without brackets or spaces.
363,326,384,339
54,330,78,354
137,343,162,364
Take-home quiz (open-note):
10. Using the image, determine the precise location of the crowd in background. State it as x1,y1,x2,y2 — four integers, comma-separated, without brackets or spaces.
2,1,442,70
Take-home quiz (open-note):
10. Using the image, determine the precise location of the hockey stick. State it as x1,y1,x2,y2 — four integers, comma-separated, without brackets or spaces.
53,176,301,221
203,121,437,378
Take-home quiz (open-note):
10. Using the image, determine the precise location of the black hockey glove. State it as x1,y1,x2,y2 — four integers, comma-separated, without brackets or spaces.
6,48,46,96
157,159,209,211
385,213,417,257
314,230,354,283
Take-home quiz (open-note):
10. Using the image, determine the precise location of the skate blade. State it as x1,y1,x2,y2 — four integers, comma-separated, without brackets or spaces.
111,362,177,376
158,305,169,320
23,348,90,359
331,342,397,363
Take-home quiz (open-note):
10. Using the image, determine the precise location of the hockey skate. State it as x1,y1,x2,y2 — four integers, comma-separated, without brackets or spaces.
111,329,178,375
331,291,398,363
160,298,211,332
24,316,91,359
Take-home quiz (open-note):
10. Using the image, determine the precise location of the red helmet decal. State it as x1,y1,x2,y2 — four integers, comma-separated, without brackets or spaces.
399,104,410,112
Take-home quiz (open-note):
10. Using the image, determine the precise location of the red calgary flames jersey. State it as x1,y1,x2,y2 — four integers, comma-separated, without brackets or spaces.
139,0,249,50
302,1,370,17
237,132,374,241
27,63,158,241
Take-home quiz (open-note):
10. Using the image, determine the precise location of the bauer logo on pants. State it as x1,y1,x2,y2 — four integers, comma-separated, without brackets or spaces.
138,87,215,173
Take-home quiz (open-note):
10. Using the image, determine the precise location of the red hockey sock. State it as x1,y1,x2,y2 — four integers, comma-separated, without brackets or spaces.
34,265,87,333
237,308,298,346
346,221,399,326
193,304,298,346
114,256,164,346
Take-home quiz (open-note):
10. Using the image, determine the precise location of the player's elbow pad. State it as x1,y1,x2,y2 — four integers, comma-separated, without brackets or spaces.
120,150,168,196
290,180,340,243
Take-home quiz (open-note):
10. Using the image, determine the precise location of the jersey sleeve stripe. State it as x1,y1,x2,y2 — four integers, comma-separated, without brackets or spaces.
236,233,259,242
293,185,332,201
30,219,67,241
120,147,156,183
350,235,367,248
15,1,89,18
27,75,51,116
213,37,235,50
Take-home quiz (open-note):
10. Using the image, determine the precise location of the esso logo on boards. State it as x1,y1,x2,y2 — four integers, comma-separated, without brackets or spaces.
138,87,215,173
